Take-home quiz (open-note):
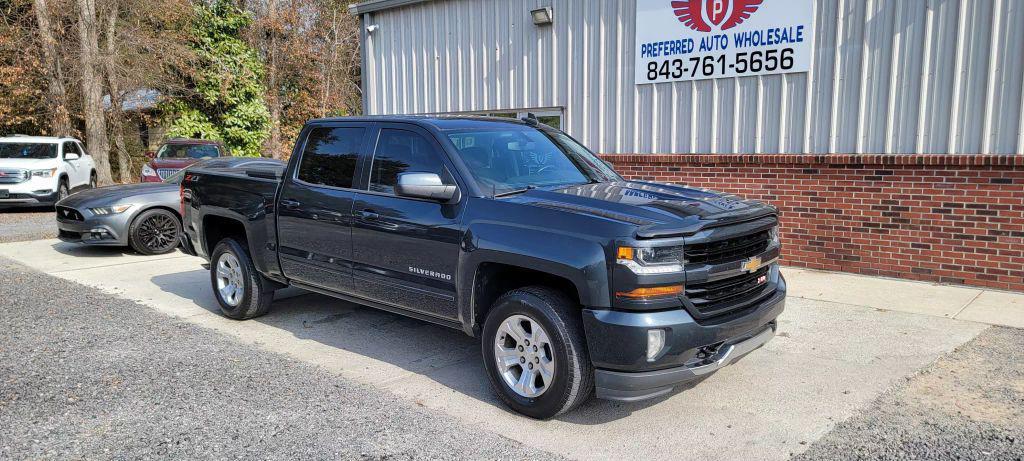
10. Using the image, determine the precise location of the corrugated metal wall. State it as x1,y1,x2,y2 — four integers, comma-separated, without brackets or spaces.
360,0,1024,154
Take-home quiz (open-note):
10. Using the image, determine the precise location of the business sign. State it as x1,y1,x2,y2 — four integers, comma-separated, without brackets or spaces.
635,0,814,84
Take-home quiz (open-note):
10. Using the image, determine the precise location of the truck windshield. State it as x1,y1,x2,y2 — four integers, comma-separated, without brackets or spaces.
447,126,620,196
157,144,220,159
0,143,58,159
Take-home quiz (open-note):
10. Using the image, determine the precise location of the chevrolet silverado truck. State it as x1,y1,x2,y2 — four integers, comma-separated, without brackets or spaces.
179,115,786,419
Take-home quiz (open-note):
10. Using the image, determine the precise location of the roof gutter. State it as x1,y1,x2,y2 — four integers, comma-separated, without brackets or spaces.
348,0,433,15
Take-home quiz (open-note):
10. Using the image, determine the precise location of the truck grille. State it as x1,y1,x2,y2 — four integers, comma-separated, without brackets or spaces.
685,230,771,265
685,266,771,319
56,206,84,221
157,168,180,180
0,168,28,184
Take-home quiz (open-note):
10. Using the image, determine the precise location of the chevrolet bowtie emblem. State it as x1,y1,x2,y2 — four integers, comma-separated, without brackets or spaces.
742,256,762,273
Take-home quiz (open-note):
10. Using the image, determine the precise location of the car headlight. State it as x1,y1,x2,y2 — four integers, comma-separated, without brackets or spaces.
141,164,156,176
89,204,133,215
616,245,685,274
769,225,780,244
31,168,57,178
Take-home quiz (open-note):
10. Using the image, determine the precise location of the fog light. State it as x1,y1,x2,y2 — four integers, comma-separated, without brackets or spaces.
647,329,666,362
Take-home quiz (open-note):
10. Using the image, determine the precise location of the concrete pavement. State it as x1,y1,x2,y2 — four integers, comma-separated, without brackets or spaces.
2,239,1017,460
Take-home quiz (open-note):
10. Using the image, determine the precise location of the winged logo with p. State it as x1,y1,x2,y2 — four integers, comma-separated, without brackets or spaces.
671,0,764,32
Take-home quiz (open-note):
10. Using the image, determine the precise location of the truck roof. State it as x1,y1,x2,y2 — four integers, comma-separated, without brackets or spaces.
307,115,547,132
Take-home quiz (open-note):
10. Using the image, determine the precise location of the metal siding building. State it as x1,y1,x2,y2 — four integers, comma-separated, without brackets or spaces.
353,0,1024,155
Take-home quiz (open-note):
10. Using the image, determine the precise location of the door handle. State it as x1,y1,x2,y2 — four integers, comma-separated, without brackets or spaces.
281,199,301,209
358,209,380,220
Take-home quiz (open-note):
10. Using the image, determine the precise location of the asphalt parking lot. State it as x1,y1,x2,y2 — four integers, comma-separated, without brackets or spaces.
2,238,1021,460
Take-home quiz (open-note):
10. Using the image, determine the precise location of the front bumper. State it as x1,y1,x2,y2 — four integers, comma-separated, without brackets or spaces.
583,274,786,401
56,209,132,246
0,189,59,207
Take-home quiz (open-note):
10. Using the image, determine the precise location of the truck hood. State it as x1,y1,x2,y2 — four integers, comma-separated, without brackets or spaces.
507,181,776,238
57,182,179,209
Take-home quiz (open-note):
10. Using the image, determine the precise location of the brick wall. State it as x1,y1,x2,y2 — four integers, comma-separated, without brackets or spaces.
601,154,1024,292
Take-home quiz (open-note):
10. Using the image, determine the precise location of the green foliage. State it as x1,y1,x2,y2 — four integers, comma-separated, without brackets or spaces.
163,0,269,157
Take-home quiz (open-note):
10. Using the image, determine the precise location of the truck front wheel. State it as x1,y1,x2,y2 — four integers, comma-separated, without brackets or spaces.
481,286,594,419
210,238,274,320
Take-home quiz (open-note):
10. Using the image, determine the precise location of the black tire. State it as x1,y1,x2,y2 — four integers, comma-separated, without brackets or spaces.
210,237,274,320
57,179,70,202
128,208,181,255
481,286,594,419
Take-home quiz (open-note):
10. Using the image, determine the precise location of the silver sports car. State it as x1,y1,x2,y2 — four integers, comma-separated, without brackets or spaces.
56,157,283,255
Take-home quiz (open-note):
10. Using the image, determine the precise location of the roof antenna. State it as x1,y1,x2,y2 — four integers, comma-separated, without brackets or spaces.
522,112,539,126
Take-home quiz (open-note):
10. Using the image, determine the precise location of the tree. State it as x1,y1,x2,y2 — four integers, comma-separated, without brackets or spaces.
98,0,193,181
163,0,270,157
0,0,52,137
247,0,361,159
76,0,113,184
32,0,72,136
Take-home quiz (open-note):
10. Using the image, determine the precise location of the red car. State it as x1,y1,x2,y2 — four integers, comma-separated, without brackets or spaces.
140,138,227,182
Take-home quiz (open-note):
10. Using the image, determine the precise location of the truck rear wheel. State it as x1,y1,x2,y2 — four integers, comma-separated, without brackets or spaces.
210,238,274,320
481,286,594,419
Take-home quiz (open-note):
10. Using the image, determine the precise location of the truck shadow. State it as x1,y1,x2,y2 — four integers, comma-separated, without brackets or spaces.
150,269,693,424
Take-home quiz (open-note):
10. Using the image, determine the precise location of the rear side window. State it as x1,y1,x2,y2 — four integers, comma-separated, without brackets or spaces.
297,127,365,189
369,129,445,194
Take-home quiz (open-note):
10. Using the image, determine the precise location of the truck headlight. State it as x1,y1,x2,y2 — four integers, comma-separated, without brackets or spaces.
616,245,684,274
89,204,133,215
141,164,156,176
31,168,57,178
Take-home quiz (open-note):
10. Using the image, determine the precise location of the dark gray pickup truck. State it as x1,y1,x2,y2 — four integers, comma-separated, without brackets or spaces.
179,115,786,419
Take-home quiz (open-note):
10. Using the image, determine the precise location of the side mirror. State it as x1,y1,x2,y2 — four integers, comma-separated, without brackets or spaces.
396,172,457,202
64,153,80,161
145,151,156,159
602,159,615,170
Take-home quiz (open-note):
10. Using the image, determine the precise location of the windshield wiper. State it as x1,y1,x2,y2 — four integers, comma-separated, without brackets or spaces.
492,185,537,198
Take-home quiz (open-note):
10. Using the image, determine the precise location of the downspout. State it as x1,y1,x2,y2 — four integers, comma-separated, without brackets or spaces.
360,12,371,116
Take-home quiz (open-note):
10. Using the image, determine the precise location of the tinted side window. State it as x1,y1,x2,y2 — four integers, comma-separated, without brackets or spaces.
369,129,444,194
297,127,365,189
63,142,80,157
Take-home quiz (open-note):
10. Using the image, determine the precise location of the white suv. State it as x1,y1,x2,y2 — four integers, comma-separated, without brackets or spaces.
0,136,97,208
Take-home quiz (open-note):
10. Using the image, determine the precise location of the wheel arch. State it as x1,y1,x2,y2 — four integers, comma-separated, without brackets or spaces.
200,213,251,257
468,261,583,337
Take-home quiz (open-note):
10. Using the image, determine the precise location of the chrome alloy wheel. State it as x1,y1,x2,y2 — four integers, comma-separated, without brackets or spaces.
494,314,555,398
215,252,244,307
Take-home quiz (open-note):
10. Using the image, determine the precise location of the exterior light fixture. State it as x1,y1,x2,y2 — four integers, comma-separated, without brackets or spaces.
366,24,379,34
531,6,553,25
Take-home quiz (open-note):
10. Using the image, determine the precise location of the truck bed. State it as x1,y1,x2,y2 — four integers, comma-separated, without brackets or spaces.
181,166,284,277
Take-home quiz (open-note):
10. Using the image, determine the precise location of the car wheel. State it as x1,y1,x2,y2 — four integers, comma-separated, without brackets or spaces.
57,180,69,202
481,286,594,419
210,238,274,320
128,208,181,255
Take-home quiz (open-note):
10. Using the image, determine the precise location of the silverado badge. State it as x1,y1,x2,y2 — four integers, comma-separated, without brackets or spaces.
742,256,762,273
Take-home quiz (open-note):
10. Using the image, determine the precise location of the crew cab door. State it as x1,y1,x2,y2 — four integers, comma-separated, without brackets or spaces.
275,123,372,293
349,124,466,321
